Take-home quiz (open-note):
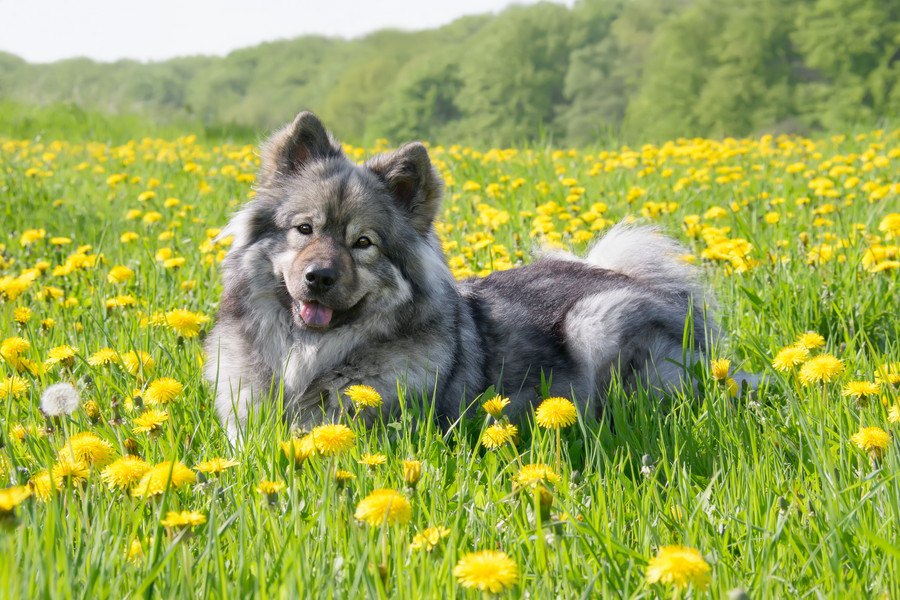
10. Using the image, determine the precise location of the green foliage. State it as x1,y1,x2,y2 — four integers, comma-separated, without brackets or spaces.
0,0,897,144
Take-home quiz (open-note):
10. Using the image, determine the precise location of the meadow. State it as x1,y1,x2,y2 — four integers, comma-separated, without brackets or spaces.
0,122,898,598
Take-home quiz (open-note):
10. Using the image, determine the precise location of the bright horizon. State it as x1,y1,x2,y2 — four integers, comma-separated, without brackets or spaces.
0,0,573,64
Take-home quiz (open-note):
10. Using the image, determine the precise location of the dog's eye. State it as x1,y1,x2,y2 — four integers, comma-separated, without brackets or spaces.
353,236,372,249
296,224,313,235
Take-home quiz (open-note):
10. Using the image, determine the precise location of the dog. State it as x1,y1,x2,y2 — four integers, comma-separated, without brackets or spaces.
204,111,733,441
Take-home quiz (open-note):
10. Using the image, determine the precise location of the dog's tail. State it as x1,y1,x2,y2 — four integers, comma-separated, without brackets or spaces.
587,223,702,297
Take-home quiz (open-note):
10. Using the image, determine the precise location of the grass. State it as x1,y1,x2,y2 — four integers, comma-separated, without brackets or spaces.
0,116,898,598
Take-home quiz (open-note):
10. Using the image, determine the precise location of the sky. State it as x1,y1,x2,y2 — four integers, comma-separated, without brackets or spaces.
0,0,573,64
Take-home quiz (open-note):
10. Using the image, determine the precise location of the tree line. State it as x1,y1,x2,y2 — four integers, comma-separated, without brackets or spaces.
1,0,897,145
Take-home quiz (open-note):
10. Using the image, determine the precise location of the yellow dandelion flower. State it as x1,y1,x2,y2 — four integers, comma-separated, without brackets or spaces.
195,457,240,474
888,405,900,424
646,545,711,590
710,358,730,382
126,539,145,565
310,424,355,456
798,354,844,385
514,463,561,488
121,351,155,376
60,432,115,466
482,395,510,418
13,307,32,324
410,526,451,552
354,488,412,526
0,375,29,400
453,550,519,593
535,397,577,429
163,309,210,338
88,348,119,366
160,510,206,529
101,456,151,490
772,345,809,371
45,344,77,368
850,426,890,459
335,469,356,485
131,461,196,498
144,377,184,404
402,460,422,486
0,485,32,513
256,480,286,495
50,454,90,487
481,423,518,449
29,471,55,501
795,331,826,350
281,434,316,464
358,453,387,468
107,265,134,284
842,381,880,399
133,409,169,434
1,336,30,360
344,384,382,408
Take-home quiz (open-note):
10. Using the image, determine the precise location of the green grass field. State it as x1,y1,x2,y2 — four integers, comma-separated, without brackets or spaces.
1,117,898,598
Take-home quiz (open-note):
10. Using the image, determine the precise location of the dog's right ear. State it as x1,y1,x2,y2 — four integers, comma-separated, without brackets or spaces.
258,111,341,186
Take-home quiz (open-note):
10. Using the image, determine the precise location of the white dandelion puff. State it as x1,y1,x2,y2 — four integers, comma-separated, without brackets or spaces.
40,382,81,416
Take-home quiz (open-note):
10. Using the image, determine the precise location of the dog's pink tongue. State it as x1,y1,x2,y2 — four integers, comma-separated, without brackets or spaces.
300,302,333,327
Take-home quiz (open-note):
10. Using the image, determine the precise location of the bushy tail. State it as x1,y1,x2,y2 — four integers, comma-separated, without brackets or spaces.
587,222,705,303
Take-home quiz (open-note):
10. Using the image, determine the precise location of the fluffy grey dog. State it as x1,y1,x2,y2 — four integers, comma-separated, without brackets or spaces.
205,111,724,440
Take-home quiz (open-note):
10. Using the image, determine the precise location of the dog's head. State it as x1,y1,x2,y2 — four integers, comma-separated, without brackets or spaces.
220,111,447,332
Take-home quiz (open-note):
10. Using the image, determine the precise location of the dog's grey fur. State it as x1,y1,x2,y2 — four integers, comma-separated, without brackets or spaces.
205,111,724,440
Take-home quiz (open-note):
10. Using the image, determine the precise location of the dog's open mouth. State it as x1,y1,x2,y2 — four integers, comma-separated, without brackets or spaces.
294,300,334,329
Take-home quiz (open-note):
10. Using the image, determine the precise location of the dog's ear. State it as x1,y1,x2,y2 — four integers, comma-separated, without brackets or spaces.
258,111,341,185
365,142,443,235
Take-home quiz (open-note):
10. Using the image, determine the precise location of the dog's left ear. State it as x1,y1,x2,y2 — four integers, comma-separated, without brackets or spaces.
365,142,443,235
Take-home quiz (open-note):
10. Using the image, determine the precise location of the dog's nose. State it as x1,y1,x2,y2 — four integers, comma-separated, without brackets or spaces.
305,265,337,290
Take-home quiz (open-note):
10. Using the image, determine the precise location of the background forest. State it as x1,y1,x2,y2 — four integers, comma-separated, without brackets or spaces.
1,0,898,145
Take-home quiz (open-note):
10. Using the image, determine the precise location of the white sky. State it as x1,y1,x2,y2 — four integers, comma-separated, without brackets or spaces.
0,0,573,64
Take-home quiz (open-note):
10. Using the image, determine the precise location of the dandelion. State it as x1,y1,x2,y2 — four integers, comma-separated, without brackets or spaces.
40,382,81,416
45,344,77,369
358,453,387,468
257,480,286,496
772,345,809,371
0,486,32,514
163,309,210,338
60,432,115,466
453,550,519,593
1,336,30,361
88,348,119,366
310,424,355,456
132,461,196,498
195,457,240,475
0,375,29,401
101,456,151,490
50,454,90,487
710,358,730,382
842,381,880,400
795,331,826,350
160,510,206,529
482,395,510,418
344,384,382,408
888,405,900,424
514,463,561,488
335,470,356,486
481,423,518,449
126,539,145,565
535,397,577,429
410,526,450,552
144,377,184,404
850,426,890,459
798,354,844,385
281,435,315,464
107,265,134,284
354,489,412,526
646,545,711,590
29,471,55,501
120,351,155,377
402,460,422,487
13,307,32,324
